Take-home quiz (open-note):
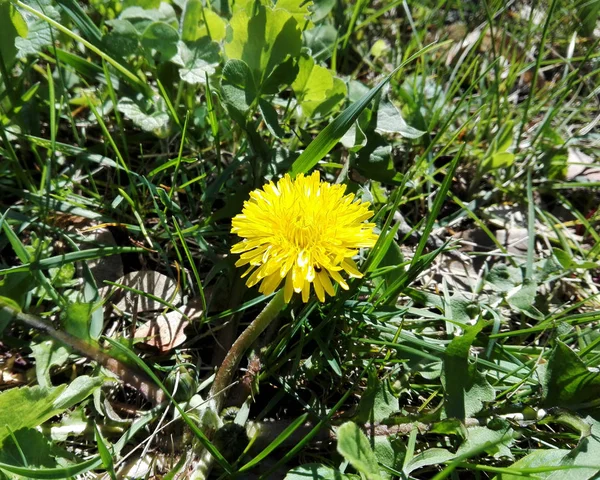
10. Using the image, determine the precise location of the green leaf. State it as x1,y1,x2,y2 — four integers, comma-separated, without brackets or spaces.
0,2,28,67
119,3,178,33
117,95,171,136
541,340,600,409
95,425,117,480
259,98,285,138
103,19,140,58
310,0,336,22
0,455,100,479
336,422,384,480
575,0,600,36
456,425,516,459
15,0,60,58
303,23,337,61
355,133,400,183
0,377,103,448
141,21,179,60
292,53,334,107
289,42,442,176
225,4,302,87
481,152,516,172
285,464,359,479
403,448,455,475
356,370,399,424
443,321,495,420
498,448,570,480
261,55,299,94
506,279,543,320
276,0,314,28
173,38,220,84
183,1,227,42
545,417,600,480
0,428,57,469
486,264,523,293
30,338,70,388
221,59,257,123
182,0,204,41
62,302,94,342
375,99,425,139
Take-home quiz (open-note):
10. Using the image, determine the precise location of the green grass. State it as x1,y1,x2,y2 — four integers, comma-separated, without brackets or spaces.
1,0,600,478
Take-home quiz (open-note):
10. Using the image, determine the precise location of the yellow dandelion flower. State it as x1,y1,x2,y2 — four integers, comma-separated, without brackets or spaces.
231,171,379,303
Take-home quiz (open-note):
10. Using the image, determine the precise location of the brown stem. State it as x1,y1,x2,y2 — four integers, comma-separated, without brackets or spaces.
1,303,165,404
209,289,286,413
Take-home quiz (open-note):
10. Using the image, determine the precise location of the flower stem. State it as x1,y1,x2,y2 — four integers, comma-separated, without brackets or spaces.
210,289,286,412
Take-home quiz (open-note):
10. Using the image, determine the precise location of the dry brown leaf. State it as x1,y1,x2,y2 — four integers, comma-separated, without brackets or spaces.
107,271,182,313
134,311,189,352
80,227,124,285
566,148,600,181
133,298,203,352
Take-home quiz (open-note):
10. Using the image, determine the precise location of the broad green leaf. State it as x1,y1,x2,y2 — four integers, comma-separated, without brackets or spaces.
0,2,28,67
276,0,314,29
259,98,285,138
375,100,425,139
373,435,406,476
506,279,543,320
481,152,516,172
545,417,600,480
311,77,347,118
117,95,171,137
62,302,94,342
103,19,140,58
261,55,299,94
124,0,161,8
457,425,516,459
310,0,336,22
225,5,302,87
231,0,264,14
575,0,600,37
337,422,384,480
0,377,103,448
541,340,600,408
355,133,400,183
285,464,359,479
202,9,227,41
303,23,337,61
0,455,100,479
173,38,220,84
141,21,179,60
496,449,570,480
30,338,70,388
0,428,58,470
119,3,178,33
292,53,334,106
443,321,495,420
182,1,226,42
221,59,257,122
15,0,60,58
291,53,346,117
486,264,523,292
289,42,442,176
403,448,455,475
182,0,206,41
356,370,399,424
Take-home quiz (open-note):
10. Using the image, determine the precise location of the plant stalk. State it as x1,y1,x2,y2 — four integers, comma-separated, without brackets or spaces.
0,302,164,403
209,288,286,413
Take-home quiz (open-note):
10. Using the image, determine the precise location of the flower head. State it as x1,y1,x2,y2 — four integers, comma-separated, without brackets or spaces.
231,171,378,303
